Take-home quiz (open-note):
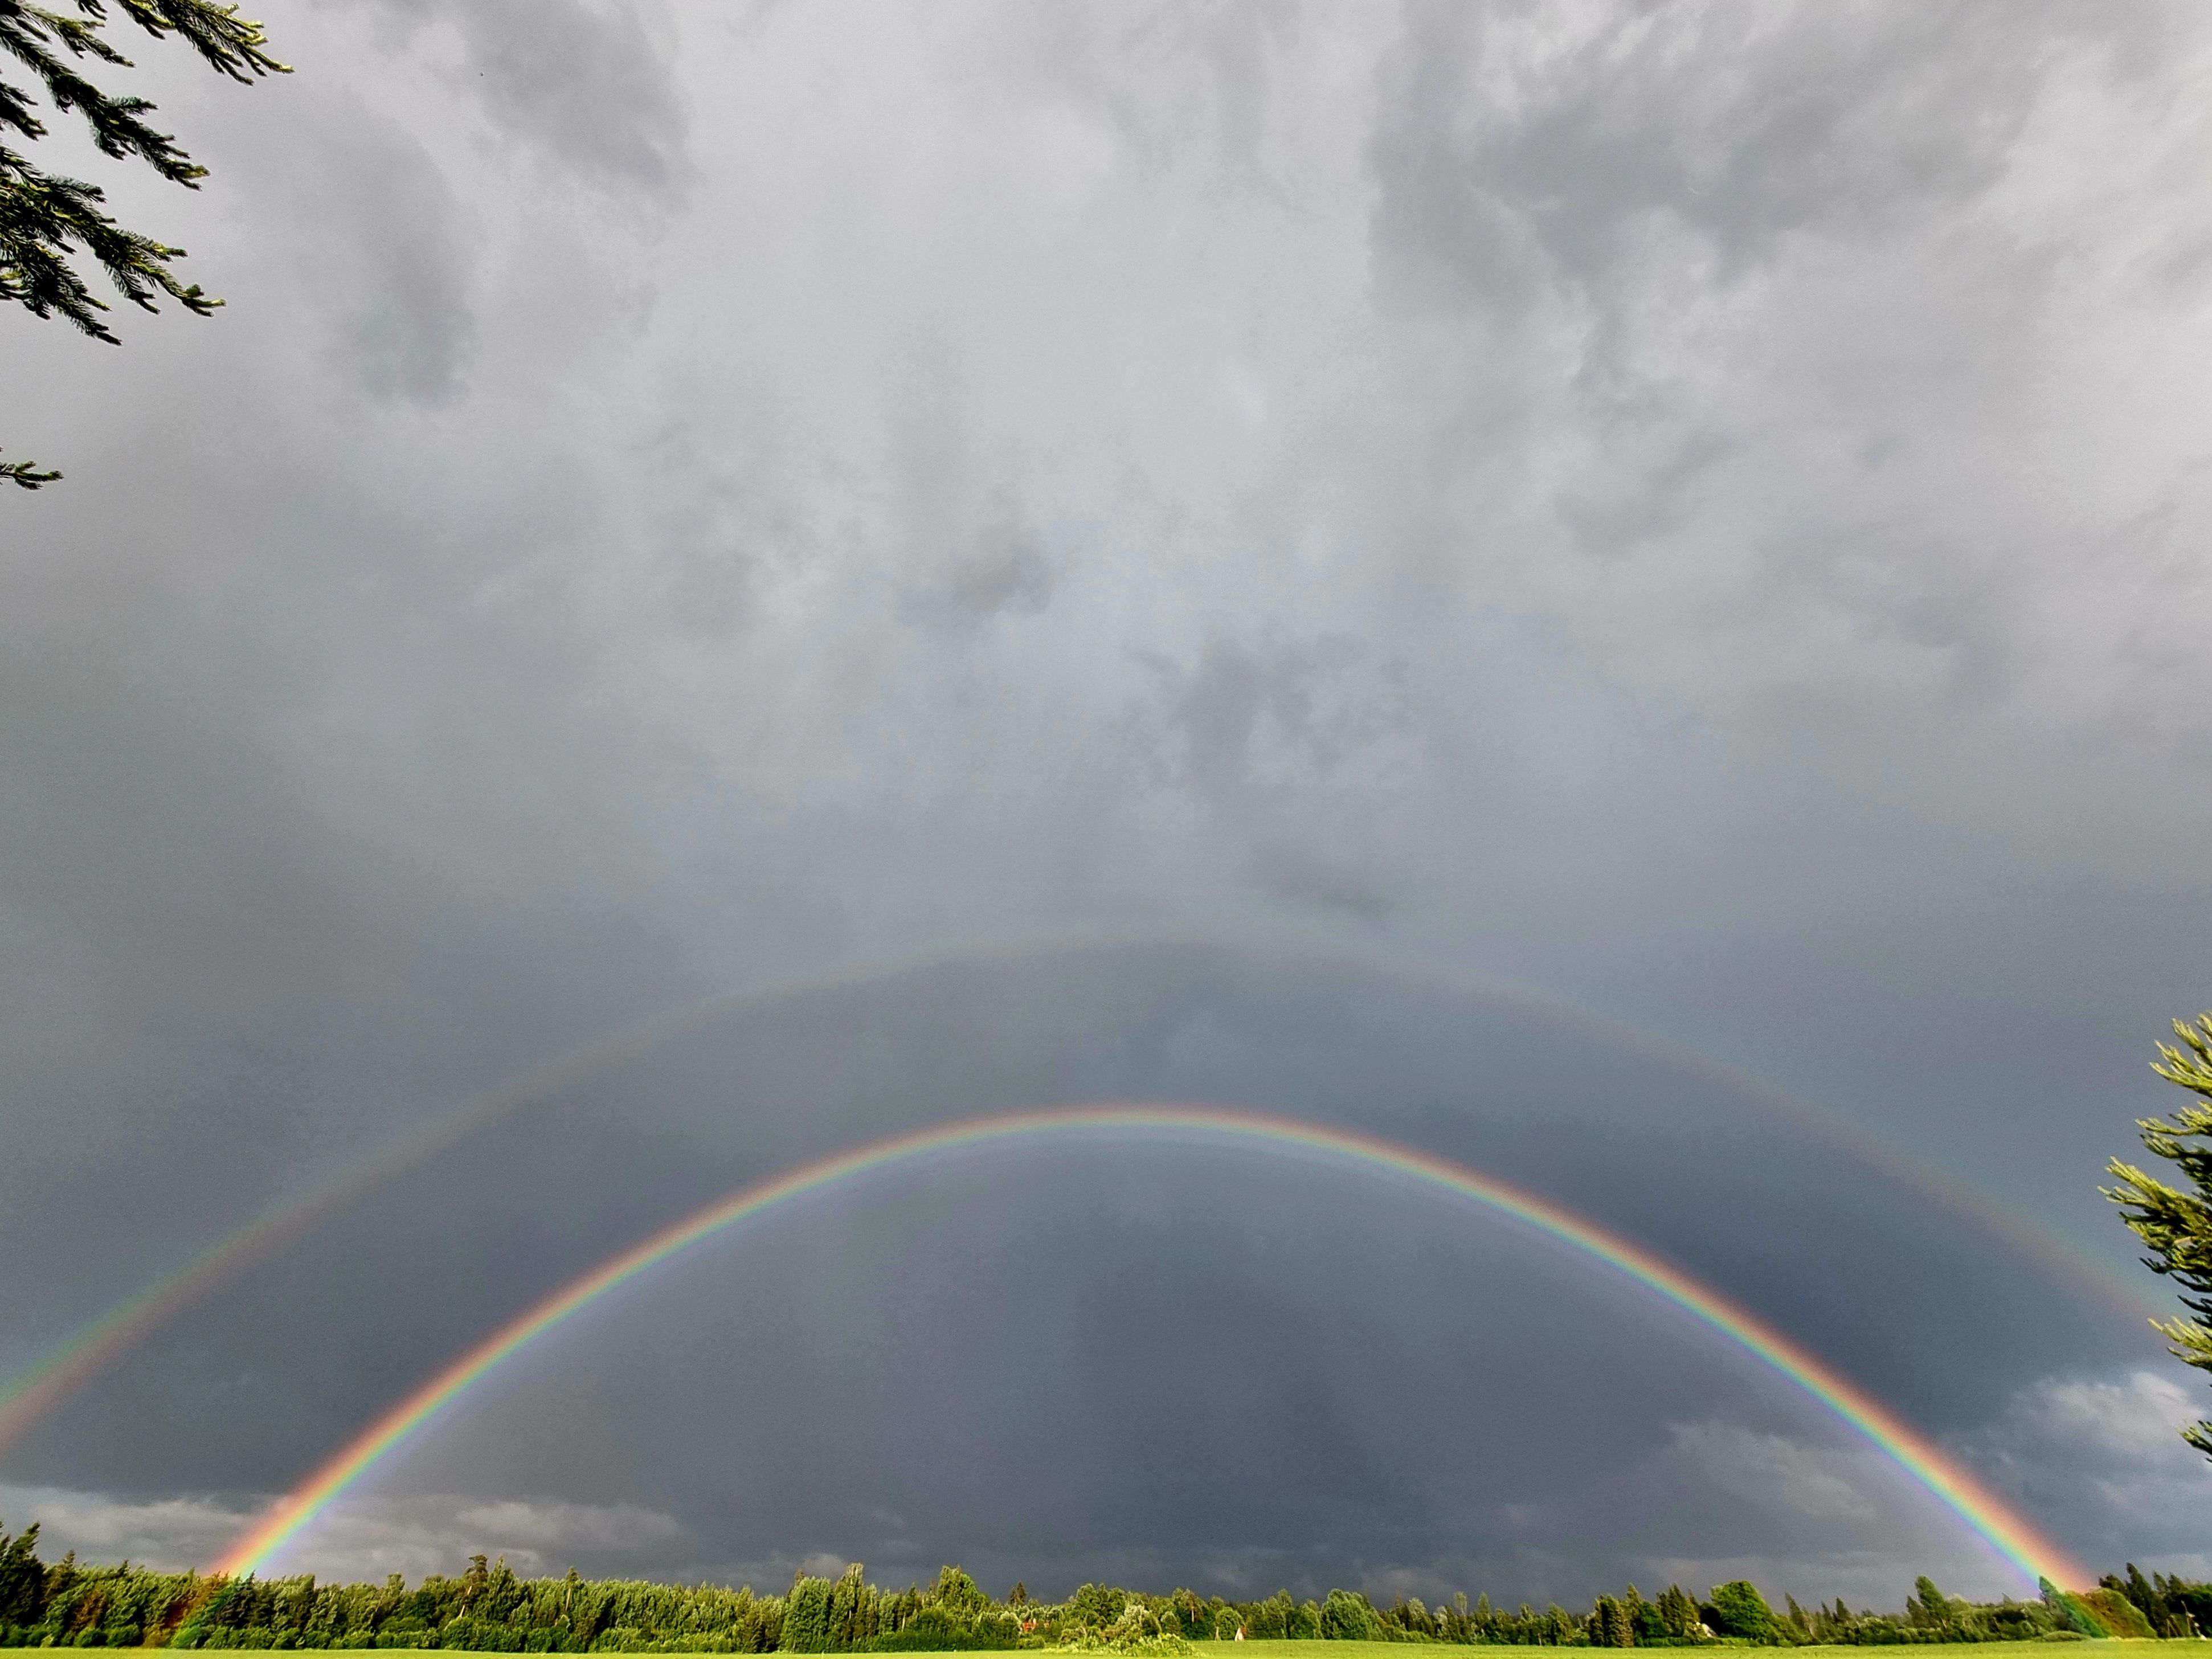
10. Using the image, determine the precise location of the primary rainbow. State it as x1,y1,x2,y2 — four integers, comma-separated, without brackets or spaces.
212,1103,2087,1589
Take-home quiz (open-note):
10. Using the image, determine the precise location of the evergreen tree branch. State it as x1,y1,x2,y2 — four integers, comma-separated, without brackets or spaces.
1,448,60,486
2108,1009,2212,1459
2,144,212,337
111,0,287,82
2,3,209,185
0,0,276,483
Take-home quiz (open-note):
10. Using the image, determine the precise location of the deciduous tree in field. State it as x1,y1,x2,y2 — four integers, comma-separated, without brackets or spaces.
1,0,284,487
1319,1587,1380,1641
2106,1011,2212,1456
1704,1580,1778,1642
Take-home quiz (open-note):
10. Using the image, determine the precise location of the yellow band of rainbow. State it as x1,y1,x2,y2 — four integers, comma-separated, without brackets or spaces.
210,1103,2087,1589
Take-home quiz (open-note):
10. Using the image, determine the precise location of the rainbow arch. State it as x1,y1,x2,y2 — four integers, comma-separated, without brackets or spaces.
208,1102,2089,1591
0,931,2161,1464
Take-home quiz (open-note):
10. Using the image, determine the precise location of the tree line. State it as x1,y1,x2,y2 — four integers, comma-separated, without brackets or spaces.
0,1522,2201,1652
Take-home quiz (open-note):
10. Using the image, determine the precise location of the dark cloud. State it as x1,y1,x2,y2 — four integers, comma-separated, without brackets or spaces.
901,509,1060,634
1129,633,1404,923
331,135,479,404
1369,4,2055,310
374,0,684,189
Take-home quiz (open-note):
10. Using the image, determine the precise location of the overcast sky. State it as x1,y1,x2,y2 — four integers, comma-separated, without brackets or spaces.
4,0,2211,1613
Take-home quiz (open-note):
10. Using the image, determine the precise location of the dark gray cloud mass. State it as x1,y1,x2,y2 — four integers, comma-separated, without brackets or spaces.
3,0,2211,1613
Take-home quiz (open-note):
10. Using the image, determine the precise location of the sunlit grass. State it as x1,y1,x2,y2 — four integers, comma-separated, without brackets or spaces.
1191,1646,2178,1658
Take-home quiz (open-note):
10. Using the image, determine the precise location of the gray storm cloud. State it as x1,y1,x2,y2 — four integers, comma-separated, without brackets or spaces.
3,0,2210,1607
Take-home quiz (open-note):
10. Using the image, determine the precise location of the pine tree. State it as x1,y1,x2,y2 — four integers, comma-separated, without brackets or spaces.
2107,1012,2212,1457
930,1566,985,1620
1,0,285,487
1909,1574,1950,1629
1621,1586,1651,1645
480,1559,519,1624
825,1562,869,1650
782,1574,832,1653
1784,1593,1812,1638
0,1520,44,1627
2123,1564,2166,1629
1545,1603,1576,1645
1655,1585,1702,1641
1608,1595,1636,1648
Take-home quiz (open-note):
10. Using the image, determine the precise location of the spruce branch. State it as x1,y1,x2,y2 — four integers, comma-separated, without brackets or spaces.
0,0,279,485
2107,1011,2212,1458
1,448,60,487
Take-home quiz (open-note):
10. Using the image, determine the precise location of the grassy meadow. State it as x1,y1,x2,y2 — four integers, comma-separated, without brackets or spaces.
1185,1648,2179,1658
1187,1649,2173,1658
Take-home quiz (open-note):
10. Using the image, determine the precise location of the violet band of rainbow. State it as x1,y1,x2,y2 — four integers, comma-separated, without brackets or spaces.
211,1102,2087,1589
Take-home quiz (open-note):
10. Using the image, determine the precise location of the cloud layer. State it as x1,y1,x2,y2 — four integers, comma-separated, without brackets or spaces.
4,0,2211,1608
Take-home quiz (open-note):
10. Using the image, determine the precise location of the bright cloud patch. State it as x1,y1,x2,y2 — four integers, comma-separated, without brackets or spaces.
1960,1370,2212,1580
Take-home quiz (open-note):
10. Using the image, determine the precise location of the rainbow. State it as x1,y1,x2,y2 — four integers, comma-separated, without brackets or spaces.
208,1102,2089,1590
0,933,2162,1462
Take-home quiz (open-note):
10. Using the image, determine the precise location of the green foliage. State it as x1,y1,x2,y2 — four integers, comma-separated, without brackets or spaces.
0,0,285,486
1066,1589,1126,1633
1652,1586,1703,1642
932,1572,988,1624
2040,1578,2113,1641
1704,1582,1778,1643
829,1564,877,1651
2076,1591,2153,1641
1318,1591,1379,1642
2108,1011,2212,1459
1587,1595,1638,1648
1048,1612,1191,1657
0,1523,2184,1654
784,1578,833,1654
2102,1565,2207,1640
0,451,59,487
1085,1597,1171,1652
0,1522,46,1628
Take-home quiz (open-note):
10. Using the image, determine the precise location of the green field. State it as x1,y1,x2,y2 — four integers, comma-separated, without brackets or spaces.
207,1647,2177,1658
1188,1647,2175,1659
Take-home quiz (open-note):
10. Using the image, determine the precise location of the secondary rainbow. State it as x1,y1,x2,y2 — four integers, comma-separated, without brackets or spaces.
210,1102,2088,1590
3,933,2158,1464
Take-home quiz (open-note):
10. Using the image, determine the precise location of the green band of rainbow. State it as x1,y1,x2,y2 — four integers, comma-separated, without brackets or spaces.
209,1103,2087,1589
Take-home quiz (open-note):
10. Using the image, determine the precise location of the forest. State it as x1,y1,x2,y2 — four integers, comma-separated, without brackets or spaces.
0,1522,2201,1652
